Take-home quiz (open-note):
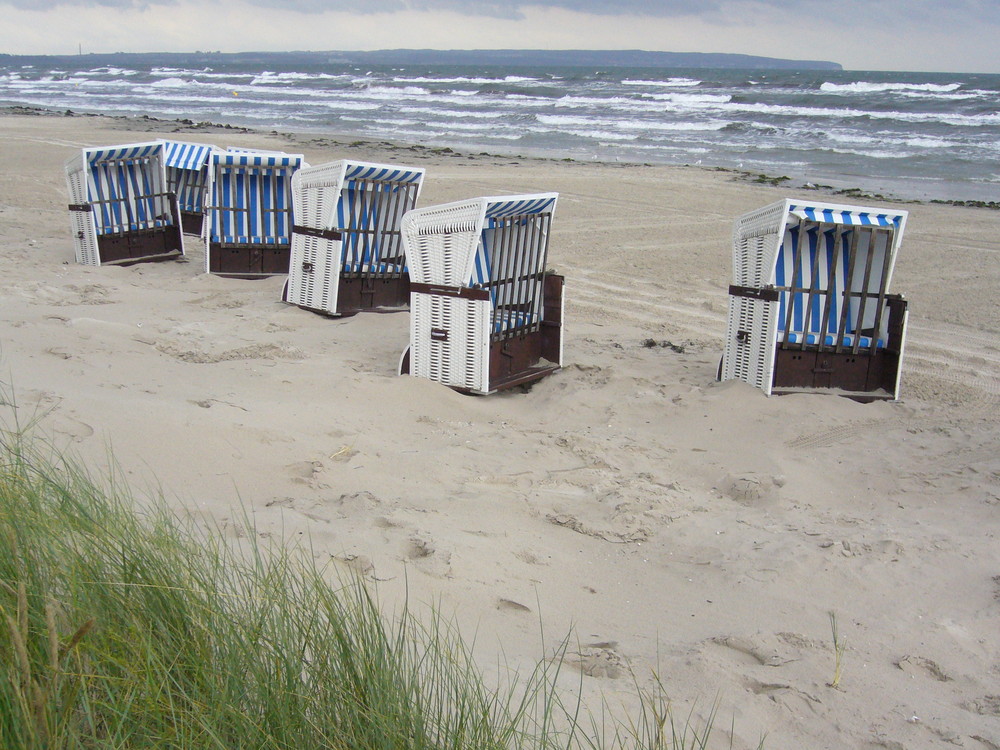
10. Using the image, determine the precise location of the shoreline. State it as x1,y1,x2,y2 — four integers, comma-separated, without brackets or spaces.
7,104,997,209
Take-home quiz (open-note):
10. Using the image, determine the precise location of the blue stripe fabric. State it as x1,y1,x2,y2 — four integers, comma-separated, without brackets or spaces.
484,195,557,220
777,225,884,347
209,151,302,243
343,163,424,184
86,143,159,165
790,203,902,230
162,141,213,171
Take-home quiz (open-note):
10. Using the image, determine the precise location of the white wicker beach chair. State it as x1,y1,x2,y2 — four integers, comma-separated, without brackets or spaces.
65,141,183,266
204,149,307,277
283,160,426,316
720,198,909,400
398,194,564,395
160,140,215,235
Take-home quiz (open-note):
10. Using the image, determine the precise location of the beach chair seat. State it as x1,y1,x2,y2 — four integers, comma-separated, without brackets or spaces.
65,141,184,266
720,199,909,400
283,160,425,316
204,150,306,277
398,194,564,395
160,140,215,235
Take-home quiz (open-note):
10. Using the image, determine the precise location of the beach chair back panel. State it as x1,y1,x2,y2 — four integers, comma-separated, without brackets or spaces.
472,195,557,341
477,213,552,340
209,154,301,244
85,145,171,237
340,178,420,277
776,216,899,353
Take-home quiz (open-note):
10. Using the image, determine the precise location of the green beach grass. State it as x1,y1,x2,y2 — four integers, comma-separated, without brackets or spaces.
0,423,739,749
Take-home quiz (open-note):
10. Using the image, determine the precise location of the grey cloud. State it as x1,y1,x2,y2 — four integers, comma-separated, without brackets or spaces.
9,0,1000,25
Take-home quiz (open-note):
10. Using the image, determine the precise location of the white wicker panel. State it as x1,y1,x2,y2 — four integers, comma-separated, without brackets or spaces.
402,199,486,286
64,155,99,266
410,294,490,393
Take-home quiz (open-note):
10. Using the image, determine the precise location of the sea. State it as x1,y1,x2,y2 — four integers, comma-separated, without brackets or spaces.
2,54,999,203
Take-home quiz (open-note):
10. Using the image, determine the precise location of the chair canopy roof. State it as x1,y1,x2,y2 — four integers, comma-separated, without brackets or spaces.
483,194,558,220
161,141,215,171
211,150,305,170
786,201,906,230
82,141,163,165
342,160,425,184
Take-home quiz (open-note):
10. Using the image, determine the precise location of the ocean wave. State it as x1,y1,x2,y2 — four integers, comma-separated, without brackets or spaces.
356,85,430,97
251,71,340,85
621,77,701,87
820,81,962,94
829,147,916,159
400,106,501,119
644,92,732,104
402,75,538,84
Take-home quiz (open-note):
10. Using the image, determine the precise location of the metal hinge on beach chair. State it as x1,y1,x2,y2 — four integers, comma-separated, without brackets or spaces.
397,194,565,395
282,160,426,316
65,142,185,266
720,198,909,401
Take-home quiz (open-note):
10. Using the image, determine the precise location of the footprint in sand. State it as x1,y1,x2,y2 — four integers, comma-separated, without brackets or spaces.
51,415,95,443
895,654,951,682
963,695,1000,717
706,634,799,668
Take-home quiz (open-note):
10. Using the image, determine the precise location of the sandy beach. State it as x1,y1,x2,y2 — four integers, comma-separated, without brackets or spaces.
1,109,998,748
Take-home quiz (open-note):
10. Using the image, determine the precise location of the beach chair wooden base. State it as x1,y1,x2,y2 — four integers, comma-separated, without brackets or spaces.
208,243,290,278
95,224,184,265
281,274,410,317
769,295,907,400
180,211,204,236
336,274,410,316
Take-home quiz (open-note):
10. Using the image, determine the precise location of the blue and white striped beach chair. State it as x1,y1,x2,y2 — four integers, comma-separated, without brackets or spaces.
283,160,425,315
204,149,307,277
65,141,183,266
160,140,215,235
398,194,564,395
721,198,909,399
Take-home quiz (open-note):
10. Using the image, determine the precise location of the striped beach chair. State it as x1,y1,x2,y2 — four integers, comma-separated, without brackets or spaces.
398,194,564,395
160,140,215,235
204,150,307,277
721,198,909,400
283,160,426,316
65,141,183,266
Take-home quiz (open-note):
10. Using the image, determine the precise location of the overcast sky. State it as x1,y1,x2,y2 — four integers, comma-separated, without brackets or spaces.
2,0,998,73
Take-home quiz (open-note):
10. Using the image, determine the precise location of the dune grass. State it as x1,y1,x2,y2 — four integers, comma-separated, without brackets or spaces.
0,425,741,749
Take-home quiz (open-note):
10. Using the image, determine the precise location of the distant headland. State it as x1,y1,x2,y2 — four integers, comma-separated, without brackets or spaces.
1,49,842,71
